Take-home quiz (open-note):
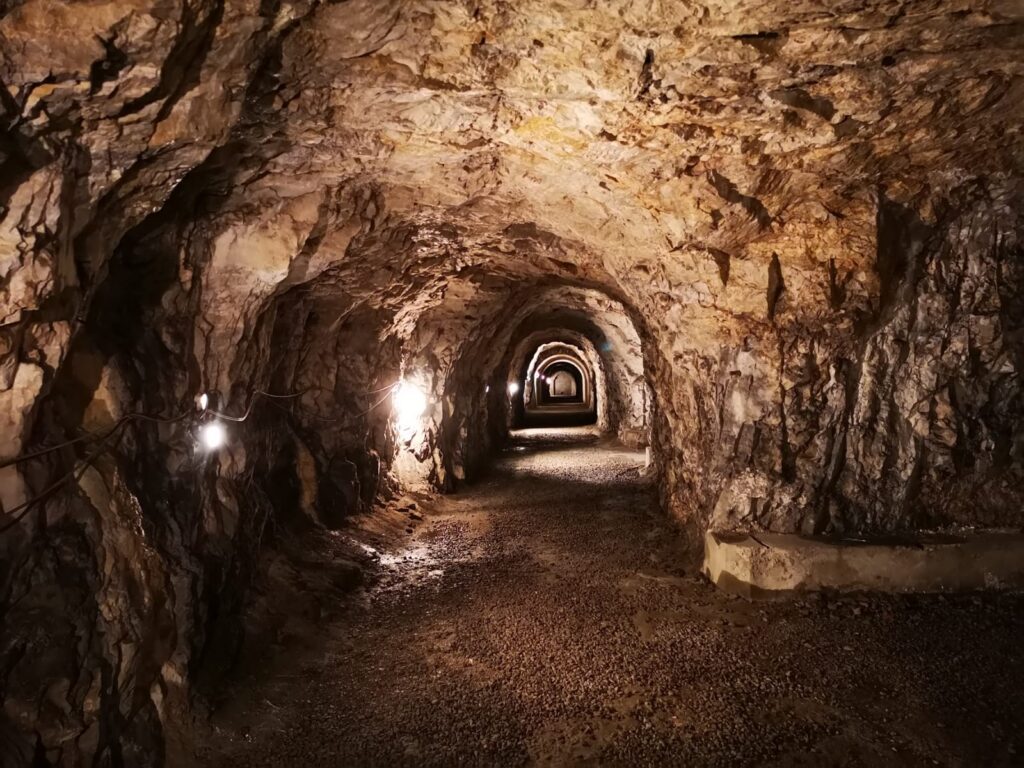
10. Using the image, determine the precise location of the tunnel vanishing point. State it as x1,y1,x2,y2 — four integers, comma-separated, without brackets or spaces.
1,1,1023,765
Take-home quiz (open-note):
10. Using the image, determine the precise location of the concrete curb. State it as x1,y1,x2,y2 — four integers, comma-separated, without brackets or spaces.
704,530,1024,597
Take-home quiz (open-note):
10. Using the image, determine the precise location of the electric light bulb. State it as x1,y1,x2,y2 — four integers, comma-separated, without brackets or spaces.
199,422,226,451
394,381,427,432
198,392,209,410
508,381,520,396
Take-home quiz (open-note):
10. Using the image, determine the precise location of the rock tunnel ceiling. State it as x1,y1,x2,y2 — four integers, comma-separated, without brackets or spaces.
0,0,1022,762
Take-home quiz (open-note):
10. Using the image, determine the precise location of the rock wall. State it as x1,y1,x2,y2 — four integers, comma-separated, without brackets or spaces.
0,1,324,762
651,184,1024,536
1,0,1022,763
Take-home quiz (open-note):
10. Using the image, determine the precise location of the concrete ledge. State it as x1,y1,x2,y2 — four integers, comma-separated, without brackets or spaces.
704,530,1024,597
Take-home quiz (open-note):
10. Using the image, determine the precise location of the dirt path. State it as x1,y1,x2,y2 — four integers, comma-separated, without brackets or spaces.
197,434,1024,767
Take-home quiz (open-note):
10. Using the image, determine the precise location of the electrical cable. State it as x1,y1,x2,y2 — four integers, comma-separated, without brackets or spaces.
1,383,388,469
1,381,399,532
255,389,309,399
266,387,395,425
205,388,308,422
0,420,130,534
362,380,400,395
213,384,398,425
0,430,106,470
357,388,398,419
0,407,193,471
0,406,191,532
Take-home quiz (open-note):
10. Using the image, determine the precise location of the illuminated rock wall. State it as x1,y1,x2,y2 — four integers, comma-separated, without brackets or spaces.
0,0,1021,761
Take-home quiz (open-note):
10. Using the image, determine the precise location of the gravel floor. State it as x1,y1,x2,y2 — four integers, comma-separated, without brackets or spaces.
197,432,1024,767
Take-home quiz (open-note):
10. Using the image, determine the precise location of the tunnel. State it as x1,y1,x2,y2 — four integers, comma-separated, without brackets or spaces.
497,290,648,439
525,349,594,426
1,1,1023,765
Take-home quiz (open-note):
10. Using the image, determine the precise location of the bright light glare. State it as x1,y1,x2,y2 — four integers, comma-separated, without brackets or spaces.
198,392,209,410
198,421,226,451
394,381,427,431
507,382,520,396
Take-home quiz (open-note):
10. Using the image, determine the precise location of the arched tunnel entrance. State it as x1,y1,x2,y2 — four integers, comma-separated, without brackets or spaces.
494,291,651,440
419,283,655,488
523,347,596,427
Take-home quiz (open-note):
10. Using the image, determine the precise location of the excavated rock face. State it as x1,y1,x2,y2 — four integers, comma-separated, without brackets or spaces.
0,0,1022,762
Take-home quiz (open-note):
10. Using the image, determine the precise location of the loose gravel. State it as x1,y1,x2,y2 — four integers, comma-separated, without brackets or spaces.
197,433,1024,767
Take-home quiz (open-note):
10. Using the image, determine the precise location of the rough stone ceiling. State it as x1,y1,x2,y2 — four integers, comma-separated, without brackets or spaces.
4,0,1020,336
2,0,1022,522
180,0,1024,375
274,0,1022,265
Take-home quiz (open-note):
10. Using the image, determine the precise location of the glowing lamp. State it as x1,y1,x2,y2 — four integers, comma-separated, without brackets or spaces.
198,392,209,411
507,382,520,396
394,381,427,432
198,422,226,451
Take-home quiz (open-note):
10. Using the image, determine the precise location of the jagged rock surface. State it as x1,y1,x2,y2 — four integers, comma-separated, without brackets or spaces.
0,0,1022,763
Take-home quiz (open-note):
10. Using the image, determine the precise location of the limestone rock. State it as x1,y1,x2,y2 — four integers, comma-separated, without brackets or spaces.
0,0,1021,762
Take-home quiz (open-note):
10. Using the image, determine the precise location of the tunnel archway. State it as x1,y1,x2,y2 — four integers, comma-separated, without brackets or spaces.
376,276,659,487
490,287,651,449
546,369,578,399
536,358,585,404
519,343,597,428
421,282,658,485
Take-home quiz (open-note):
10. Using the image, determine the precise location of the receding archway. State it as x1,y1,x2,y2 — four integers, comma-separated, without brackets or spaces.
521,343,597,427
489,287,650,449
547,369,578,399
